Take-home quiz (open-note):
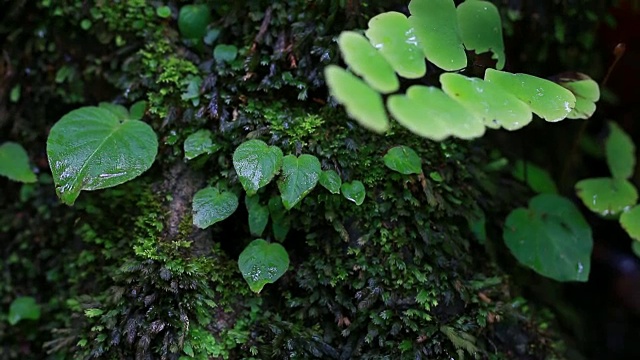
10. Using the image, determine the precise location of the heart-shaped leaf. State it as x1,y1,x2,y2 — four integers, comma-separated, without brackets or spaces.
213,44,238,63
278,154,321,210
184,129,221,160
440,73,531,130
341,180,366,205
192,187,239,229
238,239,289,293
457,0,505,70
319,170,342,194
575,177,638,217
365,11,426,79
324,66,389,133
605,122,636,180
232,139,283,196
484,69,576,122
245,195,269,237
408,0,466,71
387,85,485,141
337,31,399,93
621,205,640,242
383,145,422,175
0,142,36,183
47,106,158,205
178,4,212,40
8,296,41,325
503,194,592,282
268,196,290,242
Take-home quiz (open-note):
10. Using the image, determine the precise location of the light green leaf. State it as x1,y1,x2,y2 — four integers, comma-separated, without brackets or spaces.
605,121,636,180
232,140,283,196
268,196,290,242
365,11,426,79
457,0,505,70
319,170,342,194
387,85,485,141
337,31,399,93
214,44,238,63
238,239,289,293
341,180,366,205
557,73,600,120
278,154,321,210
440,73,531,130
621,205,640,242
192,187,239,229
178,4,212,40
324,65,389,133
575,178,638,217
0,142,37,183
503,194,592,282
383,145,422,175
8,296,41,325
512,160,558,194
129,101,147,120
408,0,467,71
484,69,576,122
184,129,221,160
47,107,158,205
156,6,171,18
245,195,269,237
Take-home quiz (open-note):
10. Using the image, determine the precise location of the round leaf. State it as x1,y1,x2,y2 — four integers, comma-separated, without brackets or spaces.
605,121,636,180
387,85,485,141
213,44,238,63
575,177,638,217
156,6,172,18
337,31,399,93
47,107,158,205
341,180,366,205
178,4,212,40
184,129,221,160
621,205,640,242
232,139,283,196
324,65,389,133
0,142,36,183
365,12,426,79
408,0,467,71
245,195,269,237
484,69,576,122
383,145,422,175
440,73,532,130
503,194,593,282
8,296,41,325
192,187,239,229
457,0,505,70
278,154,321,210
319,170,342,194
238,239,289,293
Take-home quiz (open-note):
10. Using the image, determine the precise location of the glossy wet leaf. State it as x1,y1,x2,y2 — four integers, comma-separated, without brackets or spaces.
8,296,41,325
365,12,426,79
47,107,158,205
557,74,600,120
575,178,638,217
269,196,290,242
512,160,558,194
503,194,592,282
341,180,366,205
0,142,36,183
457,0,505,70
337,31,398,93
184,129,221,160
621,205,640,242
383,146,422,175
238,239,289,293
319,170,342,194
178,4,212,40
192,187,239,229
246,195,269,237
484,69,576,122
408,0,466,71
232,139,283,196
278,154,321,210
387,85,485,141
324,66,389,133
214,44,238,63
441,73,531,130
605,122,636,180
